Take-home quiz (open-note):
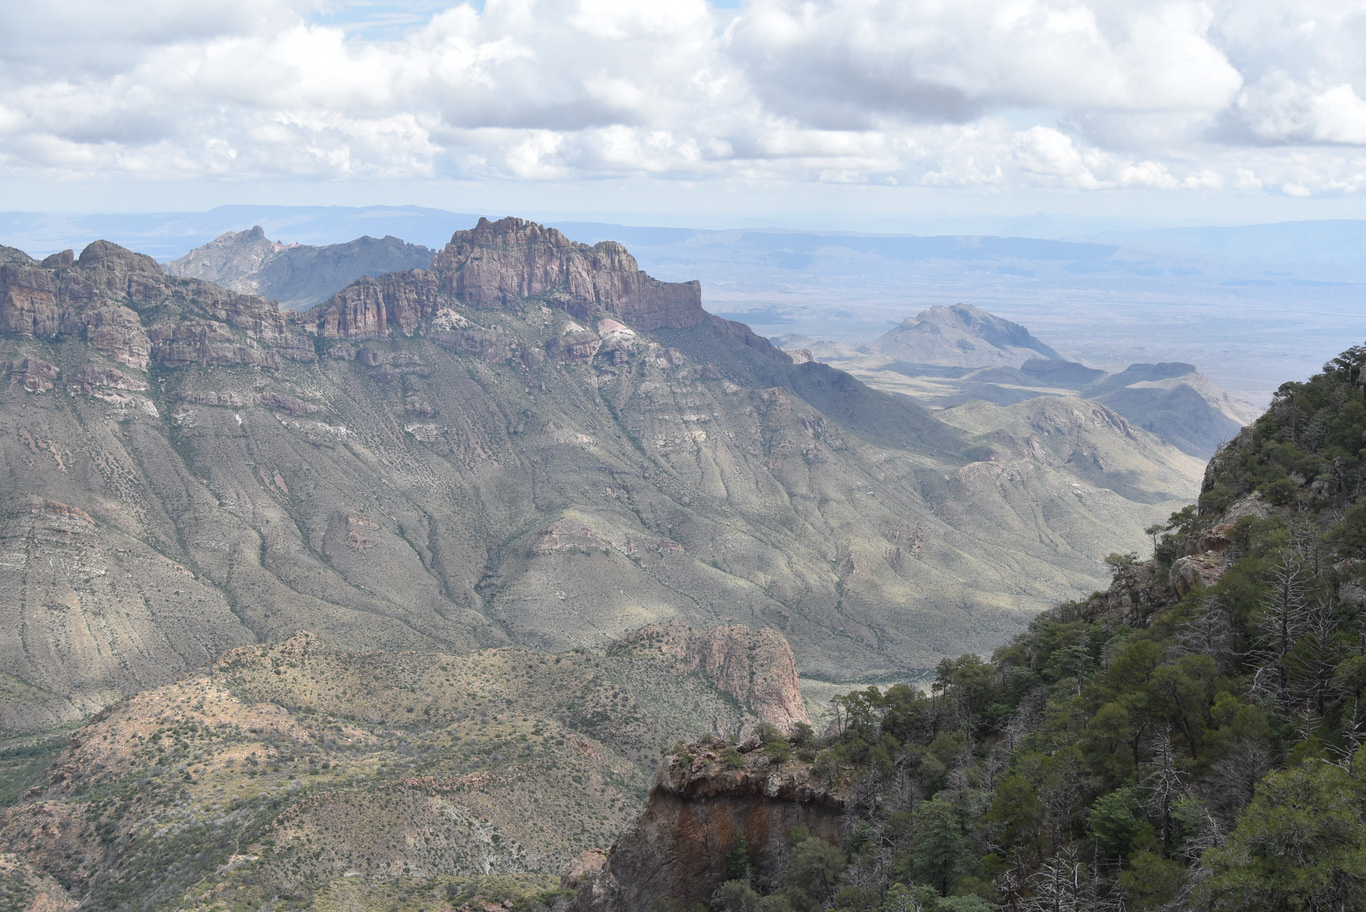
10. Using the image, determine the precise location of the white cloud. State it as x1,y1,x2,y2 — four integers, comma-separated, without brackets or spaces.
1012,126,1108,189
0,0,1364,205
1235,74,1366,144
1182,169,1225,190
726,0,1242,128
1118,161,1179,189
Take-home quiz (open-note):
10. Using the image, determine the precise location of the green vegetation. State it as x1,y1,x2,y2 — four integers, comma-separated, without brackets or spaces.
700,344,1366,911
0,728,75,806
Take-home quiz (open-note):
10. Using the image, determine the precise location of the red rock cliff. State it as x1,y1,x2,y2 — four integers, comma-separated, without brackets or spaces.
0,241,316,370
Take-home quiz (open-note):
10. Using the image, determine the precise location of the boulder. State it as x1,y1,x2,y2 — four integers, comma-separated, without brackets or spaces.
1171,552,1225,598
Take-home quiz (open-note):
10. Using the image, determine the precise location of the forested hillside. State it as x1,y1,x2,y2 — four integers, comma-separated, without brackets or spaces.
686,345,1366,912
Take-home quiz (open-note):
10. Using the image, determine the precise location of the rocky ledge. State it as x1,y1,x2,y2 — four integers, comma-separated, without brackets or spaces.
569,738,843,912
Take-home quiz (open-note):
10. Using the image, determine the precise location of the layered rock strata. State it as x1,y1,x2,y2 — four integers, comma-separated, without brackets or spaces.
0,241,316,370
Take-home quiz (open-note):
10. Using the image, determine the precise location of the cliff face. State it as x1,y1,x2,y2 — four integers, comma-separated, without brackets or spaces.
307,217,705,340
571,740,843,912
436,217,704,331
0,241,317,370
609,622,810,732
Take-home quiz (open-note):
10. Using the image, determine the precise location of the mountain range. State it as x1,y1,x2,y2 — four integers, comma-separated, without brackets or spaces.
6,207,1365,405
779,304,1256,459
0,214,1306,912
0,218,1205,736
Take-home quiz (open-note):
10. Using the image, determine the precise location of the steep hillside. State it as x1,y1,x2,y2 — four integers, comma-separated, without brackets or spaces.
0,219,1195,731
580,343,1366,912
0,625,804,911
164,226,436,309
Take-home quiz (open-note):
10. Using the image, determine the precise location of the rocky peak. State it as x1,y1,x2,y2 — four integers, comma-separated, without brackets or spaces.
0,245,34,267
74,240,162,277
434,217,704,331
305,217,706,342
164,226,293,286
456,216,572,250
0,239,316,368
871,302,1064,367
166,227,437,310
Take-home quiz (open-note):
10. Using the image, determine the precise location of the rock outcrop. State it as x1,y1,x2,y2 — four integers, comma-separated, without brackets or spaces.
1171,552,1226,598
609,622,810,732
571,739,843,912
437,217,704,331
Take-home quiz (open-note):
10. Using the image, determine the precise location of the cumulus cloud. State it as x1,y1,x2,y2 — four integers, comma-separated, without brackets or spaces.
1,0,1365,200
1011,126,1110,189
1234,73,1366,144
726,0,1243,126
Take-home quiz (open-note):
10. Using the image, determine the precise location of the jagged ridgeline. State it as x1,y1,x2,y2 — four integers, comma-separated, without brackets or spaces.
0,218,1186,732
592,345,1366,912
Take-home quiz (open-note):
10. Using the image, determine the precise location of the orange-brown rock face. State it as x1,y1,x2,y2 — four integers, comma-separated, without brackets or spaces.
307,272,443,340
0,265,60,338
610,622,811,732
571,741,843,912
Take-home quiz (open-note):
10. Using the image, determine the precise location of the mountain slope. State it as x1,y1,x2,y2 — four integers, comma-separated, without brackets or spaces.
573,342,1366,912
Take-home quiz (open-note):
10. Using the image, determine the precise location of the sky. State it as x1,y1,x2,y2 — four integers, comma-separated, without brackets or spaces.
4,0,1366,229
